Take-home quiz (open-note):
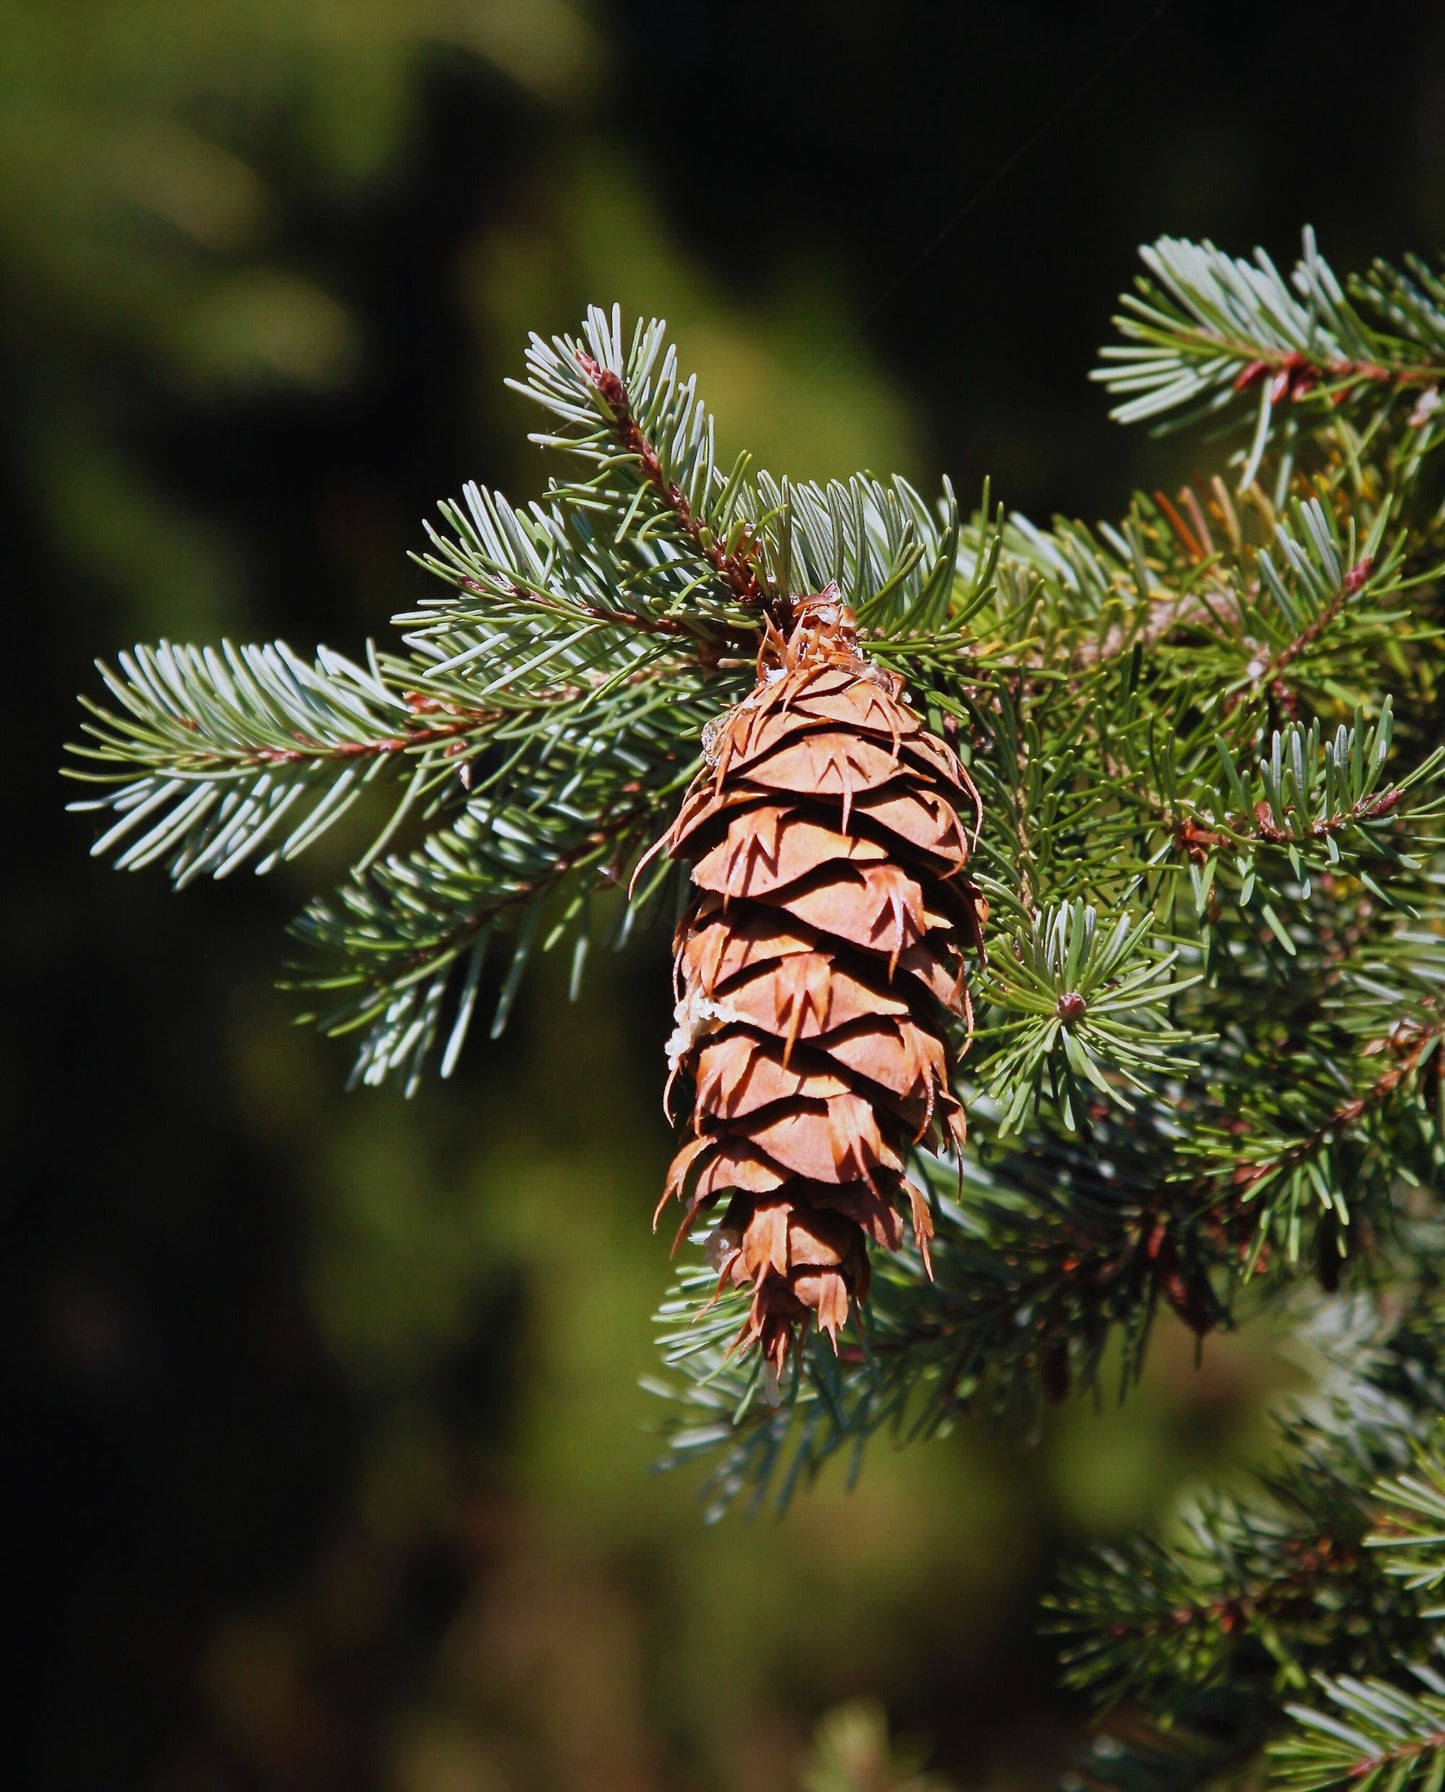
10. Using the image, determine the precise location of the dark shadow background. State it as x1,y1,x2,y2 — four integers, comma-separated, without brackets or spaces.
8,1,1445,1786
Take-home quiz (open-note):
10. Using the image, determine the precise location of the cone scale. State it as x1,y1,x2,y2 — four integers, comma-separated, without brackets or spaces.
655,586,985,1373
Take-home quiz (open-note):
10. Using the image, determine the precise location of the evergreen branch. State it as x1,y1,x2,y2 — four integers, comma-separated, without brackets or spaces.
961,683,1158,919
1358,255,1445,370
1368,1428,1445,1610
959,500,1188,661
62,262,1445,1741
508,304,780,618
1181,964,1445,1269
1096,231,1445,436
409,475,762,661
959,482,1424,727
1272,1668,1445,1792
1221,527,1424,775
65,639,430,883
1069,583,1219,671
1049,1297,1445,1722
1230,1012,1445,1208
754,470,965,633
1056,1509,1371,1713
1066,1331,1445,1792
1245,552,1373,699
1156,494,1408,723
651,1122,1250,1521
1173,706,1432,890
292,798,648,1093
290,684,709,1091
979,900,1202,1134
576,350,771,612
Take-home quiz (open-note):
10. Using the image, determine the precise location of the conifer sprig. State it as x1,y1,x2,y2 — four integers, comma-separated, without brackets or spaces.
1369,1433,1445,1611
1273,1668,1445,1792
509,305,778,615
652,1118,1255,1519
1052,1275,1445,1792
64,237,1445,1781
1095,230,1445,431
637,238,1444,1546
68,639,431,883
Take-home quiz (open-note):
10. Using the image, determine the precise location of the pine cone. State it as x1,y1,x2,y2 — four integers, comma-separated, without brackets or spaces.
655,586,984,1374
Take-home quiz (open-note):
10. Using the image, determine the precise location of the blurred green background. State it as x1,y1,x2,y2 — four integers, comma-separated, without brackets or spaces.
10,1,1445,1786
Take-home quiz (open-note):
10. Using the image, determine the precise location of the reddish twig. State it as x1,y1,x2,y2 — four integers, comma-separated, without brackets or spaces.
1230,1013,1445,1201
458,574,755,662
247,697,504,768
1175,783,1405,861
1220,553,1374,720
380,777,681,978
1226,345,1440,403
1103,1533,1363,1650
575,353,778,619
1325,1723,1445,1785
460,575,685,641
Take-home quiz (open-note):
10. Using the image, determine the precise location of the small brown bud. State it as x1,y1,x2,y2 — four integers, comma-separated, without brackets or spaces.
1343,555,1373,597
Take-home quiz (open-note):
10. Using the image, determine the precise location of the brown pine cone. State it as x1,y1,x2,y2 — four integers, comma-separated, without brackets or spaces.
654,585,985,1374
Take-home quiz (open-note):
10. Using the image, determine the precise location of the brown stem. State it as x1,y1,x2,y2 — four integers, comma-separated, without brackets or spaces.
1231,1012,1445,1200
575,353,778,621
460,575,693,642
1175,783,1405,860
154,700,508,775
164,649,691,778
1251,785,1403,843
1220,553,1374,720
1328,1725,1445,1784
381,786,669,978
1213,340,1442,400
246,699,502,768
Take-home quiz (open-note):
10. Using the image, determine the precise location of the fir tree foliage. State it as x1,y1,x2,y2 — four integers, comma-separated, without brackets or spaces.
67,230,1445,1788
1058,1295,1445,1792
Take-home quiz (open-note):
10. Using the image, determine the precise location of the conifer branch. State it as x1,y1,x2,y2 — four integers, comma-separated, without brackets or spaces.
1095,231,1445,436
979,901,1202,1133
1051,1299,1445,1749
1227,1011,1445,1210
573,349,775,615
62,246,1445,1783
508,305,781,627
66,640,431,883
1273,1670,1445,1792
291,775,675,1091
1170,706,1432,877
1368,1432,1445,1611
651,1121,1255,1521
1248,553,1372,690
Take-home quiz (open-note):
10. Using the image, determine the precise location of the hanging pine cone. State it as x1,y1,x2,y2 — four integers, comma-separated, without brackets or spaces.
654,585,985,1374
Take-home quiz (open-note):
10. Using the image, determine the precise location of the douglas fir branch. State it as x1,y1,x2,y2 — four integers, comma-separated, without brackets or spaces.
66,229,1445,1792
